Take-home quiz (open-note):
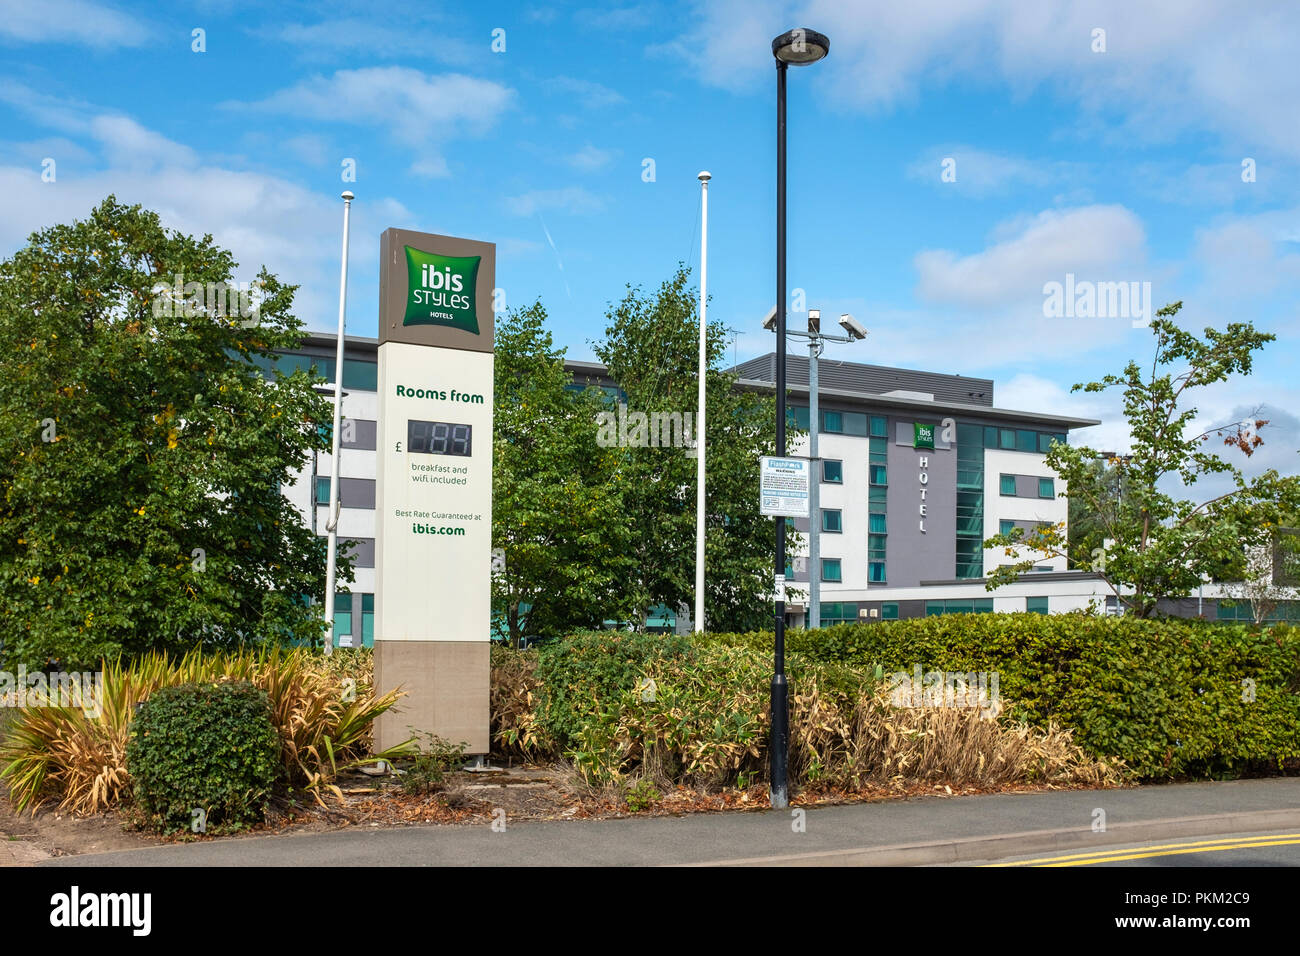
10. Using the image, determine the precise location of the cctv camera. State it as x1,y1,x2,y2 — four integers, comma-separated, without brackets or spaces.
761,305,778,331
838,312,867,340
808,309,820,334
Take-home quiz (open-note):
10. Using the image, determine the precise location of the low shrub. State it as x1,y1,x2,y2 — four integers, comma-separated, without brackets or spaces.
494,631,1114,792
398,731,468,796
533,630,696,750
0,646,406,816
127,680,281,833
706,615,1300,778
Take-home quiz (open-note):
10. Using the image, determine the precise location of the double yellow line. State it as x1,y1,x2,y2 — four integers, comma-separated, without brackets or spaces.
985,833,1300,866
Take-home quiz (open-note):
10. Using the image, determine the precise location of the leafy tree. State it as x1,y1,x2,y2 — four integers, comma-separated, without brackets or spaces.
491,301,631,647
593,264,800,632
985,302,1300,617
0,197,338,668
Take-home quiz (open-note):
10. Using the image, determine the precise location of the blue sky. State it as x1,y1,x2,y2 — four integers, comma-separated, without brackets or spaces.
2,0,1297,483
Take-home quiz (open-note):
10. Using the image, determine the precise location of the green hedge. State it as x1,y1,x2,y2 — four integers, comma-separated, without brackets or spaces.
704,615,1300,778
127,680,282,833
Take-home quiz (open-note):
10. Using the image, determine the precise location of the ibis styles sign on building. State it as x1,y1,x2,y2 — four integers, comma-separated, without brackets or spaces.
373,228,496,754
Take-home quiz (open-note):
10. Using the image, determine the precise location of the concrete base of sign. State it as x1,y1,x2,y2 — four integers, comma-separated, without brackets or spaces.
373,642,490,754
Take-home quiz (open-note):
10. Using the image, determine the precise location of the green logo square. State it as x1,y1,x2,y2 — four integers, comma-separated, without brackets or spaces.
914,422,935,449
403,246,480,334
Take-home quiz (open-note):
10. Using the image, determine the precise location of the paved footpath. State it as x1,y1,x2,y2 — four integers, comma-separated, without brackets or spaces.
33,777,1300,867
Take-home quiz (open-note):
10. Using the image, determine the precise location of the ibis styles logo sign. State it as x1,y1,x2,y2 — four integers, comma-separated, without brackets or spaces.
914,422,935,449
403,246,480,335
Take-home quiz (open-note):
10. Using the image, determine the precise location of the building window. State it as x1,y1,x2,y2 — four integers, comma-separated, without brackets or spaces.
1016,429,1036,452
822,459,843,483
870,416,888,437
880,602,898,619
1000,519,1015,536
331,591,353,646
822,410,842,433
819,602,857,626
869,513,887,534
927,598,995,616
999,428,1016,450
868,561,886,583
1026,596,1049,615
1038,477,1055,498
822,510,842,533
339,536,375,569
869,464,888,486
1000,474,1016,496
821,558,842,583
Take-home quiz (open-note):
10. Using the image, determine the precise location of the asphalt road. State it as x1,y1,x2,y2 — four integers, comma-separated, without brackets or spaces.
39,777,1300,867
977,829,1300,866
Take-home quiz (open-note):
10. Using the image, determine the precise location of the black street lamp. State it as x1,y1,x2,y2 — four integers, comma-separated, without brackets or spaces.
770,26,828,810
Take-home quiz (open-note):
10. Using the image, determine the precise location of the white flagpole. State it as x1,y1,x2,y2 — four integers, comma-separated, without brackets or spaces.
322,190,353,655
695,172,710,634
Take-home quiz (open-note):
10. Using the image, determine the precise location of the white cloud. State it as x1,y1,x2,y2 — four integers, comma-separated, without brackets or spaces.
0,99,414,334
566,143,618,171
915,204,1147,308
279,133,332,166
906,146,1076,196
1192,211,1300,305
545,76,626,109
0,0,150,48
275,18,479,67
504,186,606,217
233,67,514,147
670,0,1300,161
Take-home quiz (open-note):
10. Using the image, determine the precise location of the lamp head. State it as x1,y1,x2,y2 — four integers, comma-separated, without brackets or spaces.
772,28,829,65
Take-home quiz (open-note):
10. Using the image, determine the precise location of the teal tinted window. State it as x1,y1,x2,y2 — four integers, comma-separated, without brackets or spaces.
1016,429,1036,452
869,513,887,534
870,416,888,437
869,436,888,463
821,559,842,583
789,406,810,429
822,460,843,483
999,428,1016,449
1026,596,1049,615
1038,477,1055,498
925,602,946,617
868,487,888,508
870,464,887,486
822,510,842,533
1000,519,1015,536
868,562,886,583
880,602,898,619
822,410,843,433
315,476,330,505
841,411,868,436
973,599,994,613
342,359,377,391
983,426,998,448
1000,474,1016,495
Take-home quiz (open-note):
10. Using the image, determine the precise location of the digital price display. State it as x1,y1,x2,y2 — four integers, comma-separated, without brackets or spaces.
407,419,472,457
